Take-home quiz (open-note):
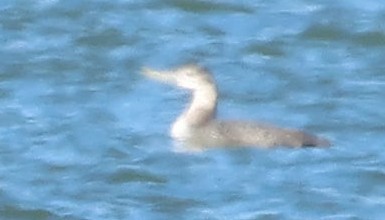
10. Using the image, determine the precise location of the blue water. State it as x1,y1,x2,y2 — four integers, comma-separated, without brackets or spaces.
1,0,385,219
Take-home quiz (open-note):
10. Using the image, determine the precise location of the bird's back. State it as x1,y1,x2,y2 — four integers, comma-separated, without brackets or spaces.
188,120,330,149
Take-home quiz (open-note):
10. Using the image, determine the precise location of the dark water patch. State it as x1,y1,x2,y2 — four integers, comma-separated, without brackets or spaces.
0,87,11,99
76,28,126,49
0,107,26,128
0,5,37,31
0,205,75,220
300,23,351,42
353,167,385,194
243,40,286,57
353,31,385,47
136,194,203,217
251,211,283,220
105,146,131,161
34,56,81,73
199,25,226,37
154,0,254,13
292,190,343,219
108,167,167,184
0,57,31,80
43,1,120,20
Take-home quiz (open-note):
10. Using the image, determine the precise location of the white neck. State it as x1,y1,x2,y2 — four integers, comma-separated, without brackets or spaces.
177,84,218,128
187,85,217,126
170,74,218,139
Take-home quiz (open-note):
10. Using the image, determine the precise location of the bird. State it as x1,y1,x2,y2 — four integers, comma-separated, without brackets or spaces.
141,64,330,150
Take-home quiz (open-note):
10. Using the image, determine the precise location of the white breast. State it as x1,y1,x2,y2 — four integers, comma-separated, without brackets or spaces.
171,118,191,140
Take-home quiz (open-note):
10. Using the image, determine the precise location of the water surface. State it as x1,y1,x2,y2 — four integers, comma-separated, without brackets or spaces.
1,0,385,219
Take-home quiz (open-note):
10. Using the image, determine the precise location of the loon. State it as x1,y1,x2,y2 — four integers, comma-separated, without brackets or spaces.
142,64,330,150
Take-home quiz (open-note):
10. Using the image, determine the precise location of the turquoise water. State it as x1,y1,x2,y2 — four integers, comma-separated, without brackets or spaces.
1,0,385,219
